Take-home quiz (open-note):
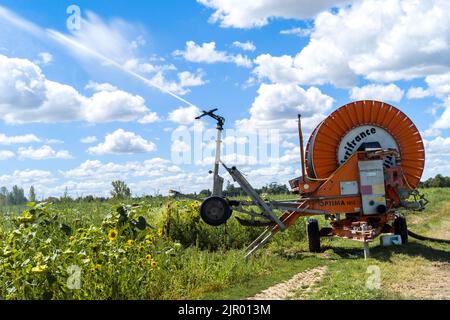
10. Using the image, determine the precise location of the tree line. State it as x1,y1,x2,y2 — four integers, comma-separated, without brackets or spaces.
0,185,36,206
419,174,450,188
1,174,448,207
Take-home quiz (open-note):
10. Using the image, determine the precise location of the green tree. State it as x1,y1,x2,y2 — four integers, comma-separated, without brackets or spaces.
29,186,36,203
8,185,27,205
0,186,8,206
111,180,132,200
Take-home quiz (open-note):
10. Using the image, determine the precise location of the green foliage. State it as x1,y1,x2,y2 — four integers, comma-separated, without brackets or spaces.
110,180,132,200
29,186,36,203
161,200,262,250
0,185,28,206
419,174,450,188
0,200,273,300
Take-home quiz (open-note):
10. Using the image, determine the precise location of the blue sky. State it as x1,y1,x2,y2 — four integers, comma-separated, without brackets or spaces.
0,0,449,198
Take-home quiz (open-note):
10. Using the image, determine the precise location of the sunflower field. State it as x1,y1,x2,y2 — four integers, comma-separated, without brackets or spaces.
0,199,278,300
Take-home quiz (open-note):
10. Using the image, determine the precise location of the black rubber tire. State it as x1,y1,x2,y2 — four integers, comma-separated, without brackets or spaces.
199,197,232,226
307,218,321,253
394,215,408,244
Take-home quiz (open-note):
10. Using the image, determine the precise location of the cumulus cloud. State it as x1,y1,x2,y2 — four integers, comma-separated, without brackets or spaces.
280,27,312,37
35,52,53,65
88,129,156,155
0,150,15,160
171,140,191,153
425,136,450,156
168,106,201,125
197,0,349,28
18,145,73,160
0,133,40,144
253,0,450,88
236,83,334,133
349,84,404,102
433,97,450,129
80,136,98,144
0,54,159,124
232,41,256,52
0,169,55,186
62,158,180,179
173,41,252,68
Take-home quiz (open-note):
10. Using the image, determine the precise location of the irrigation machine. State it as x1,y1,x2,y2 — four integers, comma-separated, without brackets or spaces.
172,100,440,258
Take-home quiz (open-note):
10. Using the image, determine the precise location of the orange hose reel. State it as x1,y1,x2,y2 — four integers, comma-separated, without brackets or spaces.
305,100,425,189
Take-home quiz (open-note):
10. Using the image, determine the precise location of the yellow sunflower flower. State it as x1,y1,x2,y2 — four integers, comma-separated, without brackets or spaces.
146,254,152,262
92,264,102,272
127,239,135,246
151,260,158,268
108,229,118,241
157,228,163,237
31,265,48,274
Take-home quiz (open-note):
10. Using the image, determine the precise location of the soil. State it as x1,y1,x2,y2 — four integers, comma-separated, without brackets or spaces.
248,266,327,300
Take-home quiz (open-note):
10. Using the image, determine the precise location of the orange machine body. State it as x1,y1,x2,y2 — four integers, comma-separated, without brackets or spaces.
283,100,426,242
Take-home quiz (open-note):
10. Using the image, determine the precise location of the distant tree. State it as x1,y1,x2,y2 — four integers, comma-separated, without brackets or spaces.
420,174,450,188
29,186,36,203
111,180,132,200
7,185,27,205
199,189,212,197
0,187,8,206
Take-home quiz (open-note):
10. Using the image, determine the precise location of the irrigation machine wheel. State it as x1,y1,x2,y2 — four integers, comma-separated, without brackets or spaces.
199,196,232,226
307,218,321,253
394,215,408,244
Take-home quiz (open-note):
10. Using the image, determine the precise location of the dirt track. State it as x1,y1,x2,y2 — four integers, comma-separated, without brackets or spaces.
248,266,327,300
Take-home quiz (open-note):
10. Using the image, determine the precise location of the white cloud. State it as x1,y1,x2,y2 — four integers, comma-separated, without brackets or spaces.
35,52,53,65
168,106,201,125
0,133,40,144
62,158,180,180
407,87,430,99
232,41,256,52
197,0,349,28
138,112,160,124
280,27,312,37
434,97,450,129
178,71,206,88
236,83,334,133
171,140,190,153
0,54,160,124
253,0,450,87
407,72,450,100
174,41,252,68
80,136,98,144
0,150,14,160
88,129,156,155
350,84,404,102
425,136,450,156
0,169,55,186
84,90,150,123
85,81,118,92
18,145,73,160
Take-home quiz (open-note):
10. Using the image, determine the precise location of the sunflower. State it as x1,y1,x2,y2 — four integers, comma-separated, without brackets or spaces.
127,239,135,246
108,229,118,241
138,245,145,253
31,265,48,274
151,260,158,268
157,228,163,237
92,264,102,272
146,254,152,262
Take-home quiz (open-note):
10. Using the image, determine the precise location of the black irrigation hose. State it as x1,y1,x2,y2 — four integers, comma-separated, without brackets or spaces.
408,230,450,244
